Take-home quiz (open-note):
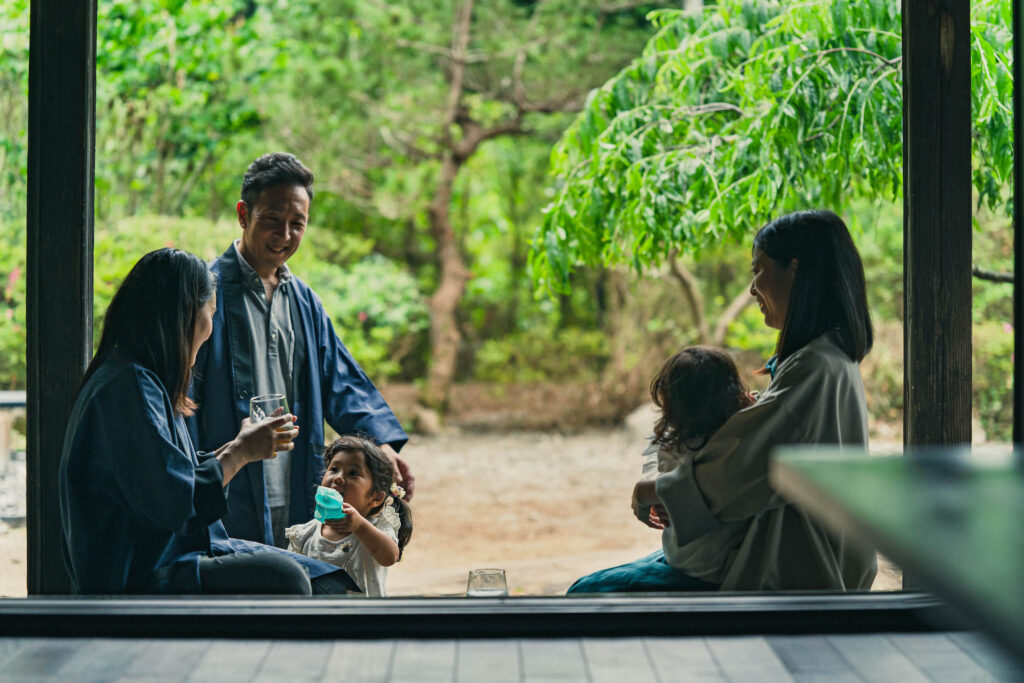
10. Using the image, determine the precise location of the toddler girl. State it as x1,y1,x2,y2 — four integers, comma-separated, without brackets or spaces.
285,435,413,596
569,346,753,593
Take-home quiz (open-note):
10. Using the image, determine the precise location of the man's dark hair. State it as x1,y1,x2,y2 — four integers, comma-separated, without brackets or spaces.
83,248,215,416
240,152,315,208
753,209,873,363
651,346,748,453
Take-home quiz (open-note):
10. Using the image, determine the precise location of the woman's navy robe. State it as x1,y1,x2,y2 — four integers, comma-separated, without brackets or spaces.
58,357,343,594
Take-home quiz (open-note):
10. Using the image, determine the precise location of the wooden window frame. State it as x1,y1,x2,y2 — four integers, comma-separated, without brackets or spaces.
15,0,1001,639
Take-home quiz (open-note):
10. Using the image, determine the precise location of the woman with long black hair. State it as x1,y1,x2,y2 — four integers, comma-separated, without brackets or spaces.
59,248,355,594
630,209,877,591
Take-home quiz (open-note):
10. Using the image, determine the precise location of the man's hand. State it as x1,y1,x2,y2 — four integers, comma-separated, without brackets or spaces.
631,480,661,528
381,443,415,501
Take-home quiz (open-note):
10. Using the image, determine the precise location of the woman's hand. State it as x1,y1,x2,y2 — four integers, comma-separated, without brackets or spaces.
631,480,662,528
233,415,299,464
215,415,299,486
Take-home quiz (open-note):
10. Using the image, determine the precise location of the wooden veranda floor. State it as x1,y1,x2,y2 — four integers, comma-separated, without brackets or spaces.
0,632,1020,681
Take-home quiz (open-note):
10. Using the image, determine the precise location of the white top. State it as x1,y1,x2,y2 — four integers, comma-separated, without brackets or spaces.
285,508,400,597
642,440,746,584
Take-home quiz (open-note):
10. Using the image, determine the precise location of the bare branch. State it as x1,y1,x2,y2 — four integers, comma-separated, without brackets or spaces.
443,0,474,136
666,250,711,344
800,46,900,69
379,125,437,163
685,102,743,116
802,112,843,144
395,36,553,65
394,38,456,60
712,287,755,347
972,265,1014,284
512,0,548,109
453,115,528,160
599,0,657,13
503,0,594,115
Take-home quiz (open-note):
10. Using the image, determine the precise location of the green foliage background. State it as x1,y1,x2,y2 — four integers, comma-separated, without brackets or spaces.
534,0,1011,290
0,0,1018,440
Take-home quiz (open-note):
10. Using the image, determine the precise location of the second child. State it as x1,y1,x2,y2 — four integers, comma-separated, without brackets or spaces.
568,346,753,593
286,436,412,596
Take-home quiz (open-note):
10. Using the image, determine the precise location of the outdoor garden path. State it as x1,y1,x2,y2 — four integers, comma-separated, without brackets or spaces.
0,424,903,598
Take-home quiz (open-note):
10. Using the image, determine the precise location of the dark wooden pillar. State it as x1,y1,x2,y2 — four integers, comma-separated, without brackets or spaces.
902,0,972,447
1015,0,1024,444
26,0,97,594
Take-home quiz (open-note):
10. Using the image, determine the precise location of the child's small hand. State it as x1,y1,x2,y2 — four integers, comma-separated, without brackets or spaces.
632,480,661,528
648,505,671,529
324,503,366,534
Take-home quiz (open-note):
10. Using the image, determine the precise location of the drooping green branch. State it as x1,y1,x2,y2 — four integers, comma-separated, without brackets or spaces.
531,0,1012,294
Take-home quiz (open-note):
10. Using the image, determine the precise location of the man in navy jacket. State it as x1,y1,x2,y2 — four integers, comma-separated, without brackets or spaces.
188,152,410,546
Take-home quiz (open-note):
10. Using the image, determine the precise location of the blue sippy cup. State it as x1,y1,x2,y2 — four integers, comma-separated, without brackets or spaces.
314,486,345,522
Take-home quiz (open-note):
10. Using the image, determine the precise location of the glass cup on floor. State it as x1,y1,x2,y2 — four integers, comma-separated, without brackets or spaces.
466,568,508,597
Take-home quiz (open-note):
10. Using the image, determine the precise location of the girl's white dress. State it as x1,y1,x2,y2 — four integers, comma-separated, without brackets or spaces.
285,506,401,597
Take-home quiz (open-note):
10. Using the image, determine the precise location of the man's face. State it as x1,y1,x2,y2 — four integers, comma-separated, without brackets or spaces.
236,184,310,276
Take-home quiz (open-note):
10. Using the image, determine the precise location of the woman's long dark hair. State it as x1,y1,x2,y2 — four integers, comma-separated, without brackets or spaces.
82,248,214,416
651,346,749,452
753,210,873,363
322,435,413,560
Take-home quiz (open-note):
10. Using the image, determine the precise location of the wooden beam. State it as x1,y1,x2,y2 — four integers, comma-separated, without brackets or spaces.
26,0,97,594
902,0,972,447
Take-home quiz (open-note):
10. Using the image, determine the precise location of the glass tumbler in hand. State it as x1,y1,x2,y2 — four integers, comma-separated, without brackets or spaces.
249,394,292,453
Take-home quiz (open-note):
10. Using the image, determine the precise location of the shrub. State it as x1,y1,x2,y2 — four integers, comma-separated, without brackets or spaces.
474,326,610,384
974,321,1013,442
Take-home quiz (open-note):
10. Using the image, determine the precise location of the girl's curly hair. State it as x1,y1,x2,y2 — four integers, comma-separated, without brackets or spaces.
650,346,749,453
321,435,413,559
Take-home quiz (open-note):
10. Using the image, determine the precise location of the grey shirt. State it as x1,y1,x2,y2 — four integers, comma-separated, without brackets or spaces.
233,241,297,508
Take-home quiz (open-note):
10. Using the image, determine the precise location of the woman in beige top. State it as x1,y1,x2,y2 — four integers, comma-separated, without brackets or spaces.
633,209,877,591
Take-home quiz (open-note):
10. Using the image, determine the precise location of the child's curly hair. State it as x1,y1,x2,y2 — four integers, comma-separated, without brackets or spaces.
650,346,750,453
321,435,413,559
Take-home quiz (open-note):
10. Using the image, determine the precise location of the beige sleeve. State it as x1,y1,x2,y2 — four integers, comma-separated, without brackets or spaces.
655,354,822,545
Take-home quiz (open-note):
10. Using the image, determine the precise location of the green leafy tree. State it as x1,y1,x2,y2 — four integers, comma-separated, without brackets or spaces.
0,0,28,389
262,0,677,409
533,0,1012,291
95,0,276,217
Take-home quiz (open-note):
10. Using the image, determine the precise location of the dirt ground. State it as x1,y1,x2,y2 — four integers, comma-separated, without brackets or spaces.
0,425,901,597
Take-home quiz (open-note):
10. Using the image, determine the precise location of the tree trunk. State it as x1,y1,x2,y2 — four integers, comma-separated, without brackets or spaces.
711,286,754,347
421,0,474,411
667,253,711,344
505,158,526,333
422,154,471,410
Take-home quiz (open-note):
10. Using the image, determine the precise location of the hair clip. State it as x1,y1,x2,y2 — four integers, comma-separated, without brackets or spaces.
390,482,406,500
